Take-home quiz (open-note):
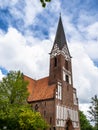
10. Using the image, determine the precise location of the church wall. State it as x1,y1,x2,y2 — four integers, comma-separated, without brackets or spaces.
62,82,74,106
31,99,56,127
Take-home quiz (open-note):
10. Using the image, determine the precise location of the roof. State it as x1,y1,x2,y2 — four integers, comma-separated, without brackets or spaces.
24,75,56,102
52,15,71,57
54,15,67,50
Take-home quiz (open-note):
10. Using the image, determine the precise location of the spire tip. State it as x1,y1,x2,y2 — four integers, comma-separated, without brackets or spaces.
60,12,61,17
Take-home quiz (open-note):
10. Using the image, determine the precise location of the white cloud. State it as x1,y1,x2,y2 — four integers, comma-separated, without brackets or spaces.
47,0,61,13
0,0,20,10
86,22,98,39
79,103,90,118
78,22,98,42
24,0,43,26
0,70,4,80
70,42,98,103
0,0,44,28
0,27,52,80
84,41,98,60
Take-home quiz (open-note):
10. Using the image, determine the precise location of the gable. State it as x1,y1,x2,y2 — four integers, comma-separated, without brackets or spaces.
24,75,56,102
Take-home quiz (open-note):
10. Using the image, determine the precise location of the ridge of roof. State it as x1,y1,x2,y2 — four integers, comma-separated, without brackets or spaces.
24,75,36,82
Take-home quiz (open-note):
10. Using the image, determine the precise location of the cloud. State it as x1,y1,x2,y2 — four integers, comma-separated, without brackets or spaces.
85,22,98,40
0,0,44,33
23,0,44,26
84,41,98,60
0,70,4,80
70,42,98,103
79,103,90,118
0,27,52,79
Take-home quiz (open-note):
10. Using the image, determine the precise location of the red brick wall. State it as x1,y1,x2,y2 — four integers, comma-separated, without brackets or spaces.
31,99,56,127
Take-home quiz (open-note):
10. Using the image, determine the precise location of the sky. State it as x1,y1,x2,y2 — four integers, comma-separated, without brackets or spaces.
0,0,98,117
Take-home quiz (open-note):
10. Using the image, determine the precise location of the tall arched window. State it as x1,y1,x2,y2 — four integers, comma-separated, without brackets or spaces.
65,60,68,70
54,57,57,67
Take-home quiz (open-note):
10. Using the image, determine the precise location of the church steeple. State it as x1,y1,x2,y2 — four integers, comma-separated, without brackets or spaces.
49,16,72,85
51,15,71,58
54,15,67,50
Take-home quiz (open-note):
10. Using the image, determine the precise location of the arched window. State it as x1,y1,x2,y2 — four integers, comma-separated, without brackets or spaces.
66,75,69,83
35,104,39,111
65,60,68,70
54,57,57,67
50,117,52,124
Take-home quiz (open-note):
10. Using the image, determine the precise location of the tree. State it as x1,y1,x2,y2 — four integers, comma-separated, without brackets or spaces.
0,70,29,130
0,70,49,130
40,0,51,7
79,110,94,130
0,71,28,107
19,107,49,130
88,95,98,129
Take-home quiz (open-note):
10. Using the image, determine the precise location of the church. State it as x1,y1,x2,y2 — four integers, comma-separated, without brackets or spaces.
24,16,80,130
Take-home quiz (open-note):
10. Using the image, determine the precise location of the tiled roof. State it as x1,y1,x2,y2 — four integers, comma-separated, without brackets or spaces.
24,75,56,102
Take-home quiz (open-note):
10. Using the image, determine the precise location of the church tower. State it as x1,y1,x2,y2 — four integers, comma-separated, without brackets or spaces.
25,15,80,130
49,15,73,86
48,16,80,130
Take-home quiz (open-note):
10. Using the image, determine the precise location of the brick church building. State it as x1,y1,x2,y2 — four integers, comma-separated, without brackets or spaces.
24,16,80,130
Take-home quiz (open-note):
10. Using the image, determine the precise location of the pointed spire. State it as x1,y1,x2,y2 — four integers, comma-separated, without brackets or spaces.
54,15,67,50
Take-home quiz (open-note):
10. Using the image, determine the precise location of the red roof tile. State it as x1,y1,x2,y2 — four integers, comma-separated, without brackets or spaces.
24,75,56,102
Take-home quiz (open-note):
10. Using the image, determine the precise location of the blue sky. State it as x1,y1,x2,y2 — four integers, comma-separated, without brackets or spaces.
0,0,98,115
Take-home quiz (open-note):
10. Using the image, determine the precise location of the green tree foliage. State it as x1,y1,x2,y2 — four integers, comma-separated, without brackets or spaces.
19,107,49,130
79,110,94,130
40,0,51,7
88,95,98,129
0,71,28,130
0,71,28,107
0,70,49,130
